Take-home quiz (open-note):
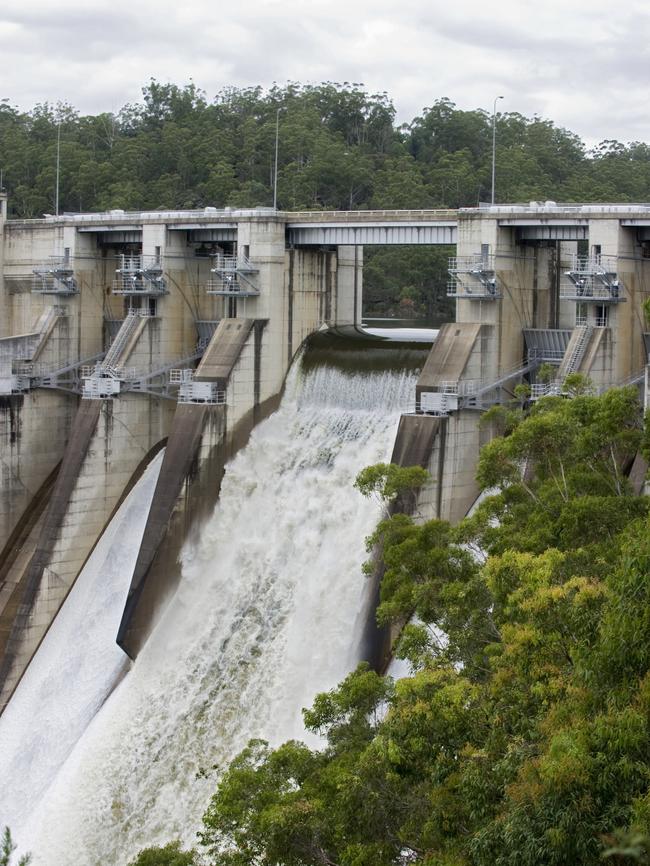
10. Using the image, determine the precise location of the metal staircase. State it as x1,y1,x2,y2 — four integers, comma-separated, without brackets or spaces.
82,347,206,401
4,306,68,393
558,324,593,379
102,310,150,368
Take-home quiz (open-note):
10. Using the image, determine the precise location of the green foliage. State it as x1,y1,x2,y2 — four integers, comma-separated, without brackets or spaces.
127,841,197,865
0,828,30,866
473,387,647,554
536,362,556,385
354,462,429,512
363,245,454,320
602,831,650,864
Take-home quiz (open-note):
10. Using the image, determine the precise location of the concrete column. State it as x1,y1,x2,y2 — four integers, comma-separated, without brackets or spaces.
588,219,649,382
332,245,362,326
0,194,6,339
238,216,288,401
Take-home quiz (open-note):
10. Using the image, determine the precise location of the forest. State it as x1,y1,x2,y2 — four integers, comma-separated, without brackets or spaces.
2,81,650,319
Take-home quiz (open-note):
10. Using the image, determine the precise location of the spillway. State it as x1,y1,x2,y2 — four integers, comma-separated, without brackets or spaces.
0,339,426,865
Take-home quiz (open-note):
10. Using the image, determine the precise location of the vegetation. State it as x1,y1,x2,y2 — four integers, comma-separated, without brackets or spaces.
0,828,30,866
133,385,650,865
2,81,650,318
127,840,197,866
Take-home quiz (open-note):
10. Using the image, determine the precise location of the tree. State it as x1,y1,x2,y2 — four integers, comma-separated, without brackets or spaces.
354,462,429,512
0,828,30,866
127,841,197,865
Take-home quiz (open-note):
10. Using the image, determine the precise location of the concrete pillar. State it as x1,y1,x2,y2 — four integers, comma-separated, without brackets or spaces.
0,194,6,339
455,214,533,379
332,245,362,326
587,219,649,382
237,215,288,400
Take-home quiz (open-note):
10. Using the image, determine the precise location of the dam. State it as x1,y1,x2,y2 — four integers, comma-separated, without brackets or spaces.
1,197,650,862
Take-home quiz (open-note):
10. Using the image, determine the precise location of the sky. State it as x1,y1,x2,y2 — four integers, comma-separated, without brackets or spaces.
1,0,649,147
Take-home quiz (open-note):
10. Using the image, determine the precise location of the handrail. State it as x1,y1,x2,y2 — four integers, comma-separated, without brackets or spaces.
286,209,458,222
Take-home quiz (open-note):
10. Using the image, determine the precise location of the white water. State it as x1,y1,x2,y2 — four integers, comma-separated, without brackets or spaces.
1,360,416,865
0,452,164,856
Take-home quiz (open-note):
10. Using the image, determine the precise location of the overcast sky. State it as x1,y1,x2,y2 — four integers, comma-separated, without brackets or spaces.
1,0,649,147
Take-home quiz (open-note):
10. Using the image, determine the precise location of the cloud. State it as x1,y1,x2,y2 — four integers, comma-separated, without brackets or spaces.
1,0,649,146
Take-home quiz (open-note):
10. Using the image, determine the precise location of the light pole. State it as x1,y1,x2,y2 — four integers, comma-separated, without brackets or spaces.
55,120,61,216
273,108,280,210
491,96,504,205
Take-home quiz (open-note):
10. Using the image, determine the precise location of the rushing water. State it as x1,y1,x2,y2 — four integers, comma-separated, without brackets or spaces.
0,356,419,865
0,453,164,858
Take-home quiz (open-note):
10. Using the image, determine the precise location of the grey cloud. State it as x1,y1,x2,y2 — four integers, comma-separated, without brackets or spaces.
1,0,650,146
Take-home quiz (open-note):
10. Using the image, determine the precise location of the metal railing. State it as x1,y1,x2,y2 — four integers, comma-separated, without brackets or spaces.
286,209,458,222
103,311,147,368
169,369,195,385
447,282,500,299
531,382,562,398
113,255,166,295
528,348,565,361
471,203,650,215
448,255,488,271
448,254,500,299
561,284,623,300
562,253,624,301
32,257,78,295
207,254,259,296
575,315,609,328
11,202,650,229
211,253,257,272
439,380,479,396
178,381,227,405
559,325,593,378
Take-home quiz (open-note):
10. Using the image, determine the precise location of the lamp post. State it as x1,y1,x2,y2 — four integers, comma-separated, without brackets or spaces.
273,108,280,210
55,120,61,216
491,96,504,205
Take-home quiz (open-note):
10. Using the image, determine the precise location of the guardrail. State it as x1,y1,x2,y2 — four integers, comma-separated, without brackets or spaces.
473,203,650,215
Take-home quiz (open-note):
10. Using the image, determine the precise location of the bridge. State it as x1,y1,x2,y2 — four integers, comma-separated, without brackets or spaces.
13,201,650,246
286,209,458,245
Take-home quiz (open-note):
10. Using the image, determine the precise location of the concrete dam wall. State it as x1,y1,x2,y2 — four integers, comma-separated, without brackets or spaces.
1,200,650,720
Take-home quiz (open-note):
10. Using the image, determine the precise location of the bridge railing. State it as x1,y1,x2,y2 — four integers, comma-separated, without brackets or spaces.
286,209,458,222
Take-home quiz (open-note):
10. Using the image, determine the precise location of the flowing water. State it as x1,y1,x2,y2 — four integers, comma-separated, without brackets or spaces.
0,453,164,858
0,352,421,865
